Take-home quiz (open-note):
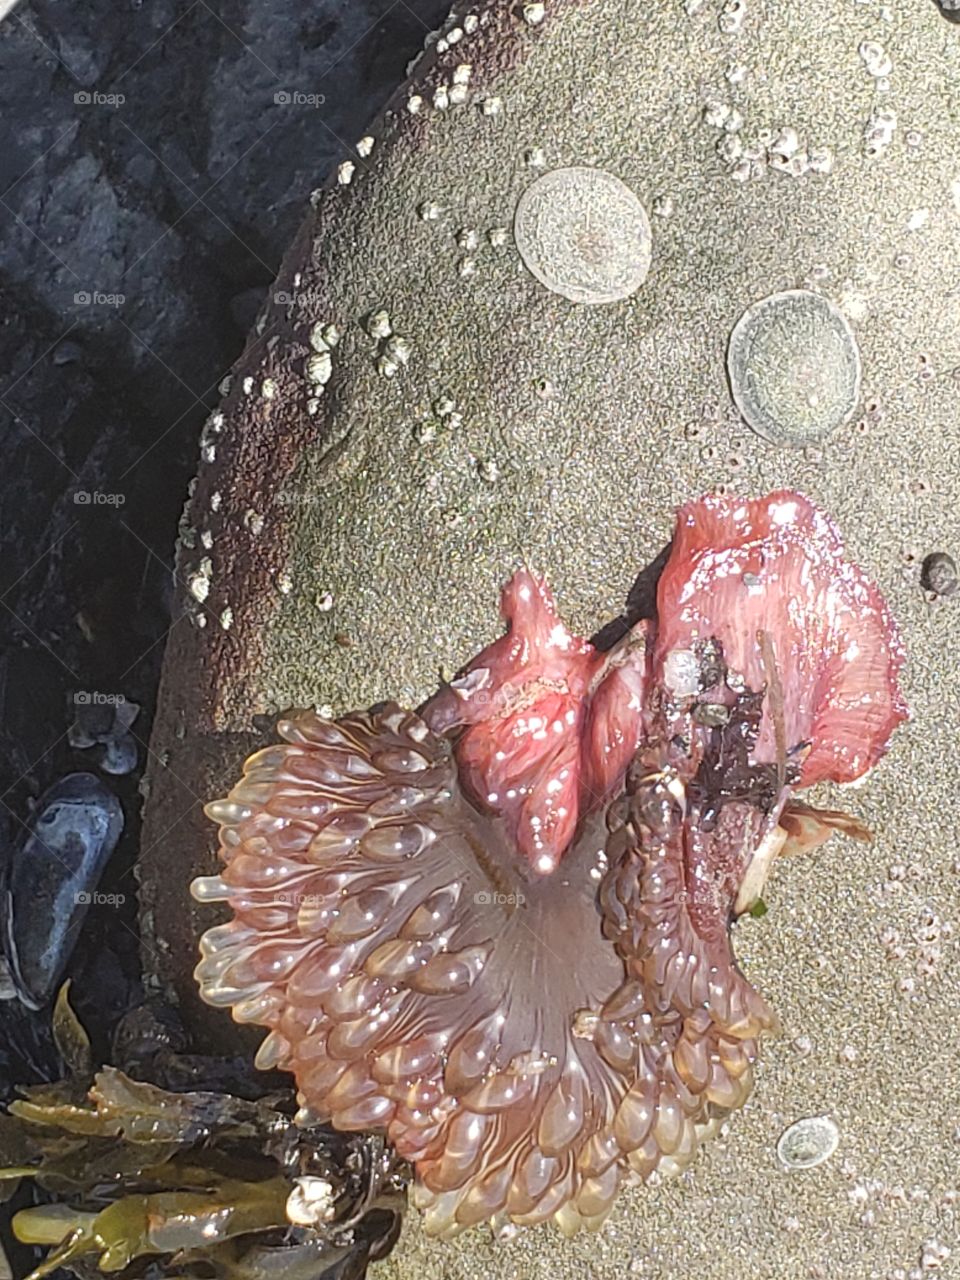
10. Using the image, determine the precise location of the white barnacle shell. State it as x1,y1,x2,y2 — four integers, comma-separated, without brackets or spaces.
286,1177,335,1227
308,322,329,353
306,351,333,386
188,557,213,603
384,335,411,365
367,310,393,339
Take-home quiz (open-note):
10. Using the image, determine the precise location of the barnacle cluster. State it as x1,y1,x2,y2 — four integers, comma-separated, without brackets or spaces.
192,491,906,1238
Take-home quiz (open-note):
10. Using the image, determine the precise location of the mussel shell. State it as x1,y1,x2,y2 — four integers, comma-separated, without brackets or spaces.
2,772,123,1009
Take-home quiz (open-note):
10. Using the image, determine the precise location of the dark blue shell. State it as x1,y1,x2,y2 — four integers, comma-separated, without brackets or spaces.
2,772,123,1009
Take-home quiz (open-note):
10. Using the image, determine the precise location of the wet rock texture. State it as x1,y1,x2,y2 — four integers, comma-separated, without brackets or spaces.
0,0,448,1087
142,0,960,1276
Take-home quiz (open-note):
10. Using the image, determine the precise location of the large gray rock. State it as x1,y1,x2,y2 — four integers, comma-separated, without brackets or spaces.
142,2,960,1276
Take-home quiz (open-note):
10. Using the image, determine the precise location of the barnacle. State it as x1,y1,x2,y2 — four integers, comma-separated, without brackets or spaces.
193,491,906,1238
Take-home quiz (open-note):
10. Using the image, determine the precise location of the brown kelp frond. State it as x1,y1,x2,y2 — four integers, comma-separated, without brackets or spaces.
1,990,405,1279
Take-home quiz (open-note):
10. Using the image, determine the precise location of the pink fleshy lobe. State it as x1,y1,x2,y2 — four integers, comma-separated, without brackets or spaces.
654,491,908,786
581,625,652,806
423,571,649,874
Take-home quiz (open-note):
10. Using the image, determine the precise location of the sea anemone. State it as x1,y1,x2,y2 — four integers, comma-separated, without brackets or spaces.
192,491,906,1238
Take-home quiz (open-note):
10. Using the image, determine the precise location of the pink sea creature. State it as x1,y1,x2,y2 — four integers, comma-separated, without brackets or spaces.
192,491,906,1237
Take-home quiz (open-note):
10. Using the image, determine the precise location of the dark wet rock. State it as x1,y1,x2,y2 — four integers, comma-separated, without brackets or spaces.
53,30,108,87
2,772,123,1009
0,650,69,803
0,22,453,1280
230,285,269,334
50,337,85,366
112,997,283,1098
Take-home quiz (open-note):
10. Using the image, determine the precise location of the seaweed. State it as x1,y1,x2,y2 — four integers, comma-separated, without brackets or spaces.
1,989,406,1280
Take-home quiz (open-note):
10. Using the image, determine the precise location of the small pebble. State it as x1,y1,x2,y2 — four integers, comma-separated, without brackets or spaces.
693,702,730,727
920,552,957,598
